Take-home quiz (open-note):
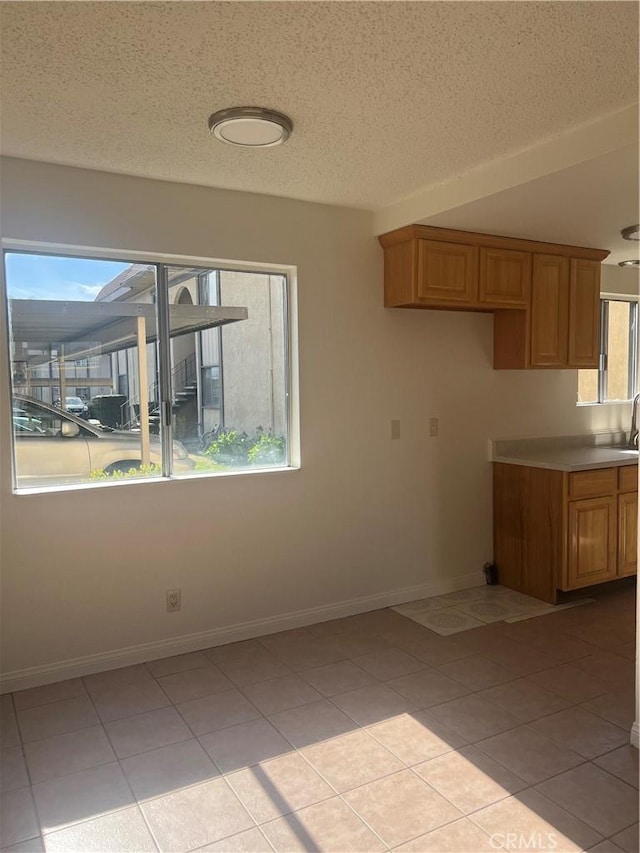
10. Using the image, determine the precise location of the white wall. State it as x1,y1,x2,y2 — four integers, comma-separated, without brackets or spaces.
0,157,635,684
601,263,640,297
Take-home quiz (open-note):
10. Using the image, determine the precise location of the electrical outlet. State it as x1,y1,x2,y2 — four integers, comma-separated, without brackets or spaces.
166,588,181,612
390,419,401,440
429,417,439,437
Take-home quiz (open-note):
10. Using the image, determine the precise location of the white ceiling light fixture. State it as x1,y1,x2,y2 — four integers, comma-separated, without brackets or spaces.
618,259,640,267
621,225,640,241
208,106,293,148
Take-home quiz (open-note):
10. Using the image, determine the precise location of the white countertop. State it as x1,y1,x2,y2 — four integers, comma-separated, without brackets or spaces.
491,433,639,472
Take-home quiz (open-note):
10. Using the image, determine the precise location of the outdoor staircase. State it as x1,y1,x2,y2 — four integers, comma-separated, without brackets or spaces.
147,353,197,432
172,382,197,412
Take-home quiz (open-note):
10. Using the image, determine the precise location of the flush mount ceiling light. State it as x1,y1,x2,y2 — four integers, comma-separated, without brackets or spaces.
208,107,292,148
618,259,640,267
621,225,640,241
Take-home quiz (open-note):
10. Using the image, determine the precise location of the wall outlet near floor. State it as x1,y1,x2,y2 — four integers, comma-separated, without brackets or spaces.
429,417,439,437
166,588,181,612
391,419,401,440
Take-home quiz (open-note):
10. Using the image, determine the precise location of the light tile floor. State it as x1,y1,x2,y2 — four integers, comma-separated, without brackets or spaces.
1,583,637,852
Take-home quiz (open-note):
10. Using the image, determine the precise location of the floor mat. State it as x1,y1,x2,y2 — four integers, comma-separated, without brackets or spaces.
392,585,595,635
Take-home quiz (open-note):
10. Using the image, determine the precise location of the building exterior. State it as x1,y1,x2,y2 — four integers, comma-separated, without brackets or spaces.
13,264,288,450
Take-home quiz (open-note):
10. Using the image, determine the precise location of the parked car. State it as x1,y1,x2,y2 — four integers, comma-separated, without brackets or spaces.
54,395,90,419
12,395,195,487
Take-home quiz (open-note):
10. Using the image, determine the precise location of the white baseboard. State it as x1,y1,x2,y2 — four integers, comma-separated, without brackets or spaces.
0,572,484,694
631,722,639,749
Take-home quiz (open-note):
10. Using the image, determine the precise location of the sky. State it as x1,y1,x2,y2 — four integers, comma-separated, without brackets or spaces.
4,253,130,301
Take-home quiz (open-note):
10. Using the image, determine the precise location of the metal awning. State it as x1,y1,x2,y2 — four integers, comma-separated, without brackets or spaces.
9,298,249,468
9,299,248,363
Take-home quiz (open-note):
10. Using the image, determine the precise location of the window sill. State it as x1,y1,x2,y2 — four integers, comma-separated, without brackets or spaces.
577,400,634,407
11,465,300,496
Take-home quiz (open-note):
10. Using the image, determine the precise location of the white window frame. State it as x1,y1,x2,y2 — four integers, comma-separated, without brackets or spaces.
2,239,299,491
578,294,639,406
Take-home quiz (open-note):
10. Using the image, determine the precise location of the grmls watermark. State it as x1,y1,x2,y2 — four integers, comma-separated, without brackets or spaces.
490,832,558,850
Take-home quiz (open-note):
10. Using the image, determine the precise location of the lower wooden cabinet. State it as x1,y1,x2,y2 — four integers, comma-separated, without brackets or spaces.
494,462,637,603
567,496,617,589
618,490,638,578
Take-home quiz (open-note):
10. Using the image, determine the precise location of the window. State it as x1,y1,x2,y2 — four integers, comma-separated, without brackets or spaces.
578,297,639,404
201,366,222,409
3,250,291,490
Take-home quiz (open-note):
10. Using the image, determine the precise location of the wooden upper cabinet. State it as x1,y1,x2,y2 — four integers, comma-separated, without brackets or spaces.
568,259,601,368
530,254,569,368
379,226,609,368
479,248,530,308
417,240,478,305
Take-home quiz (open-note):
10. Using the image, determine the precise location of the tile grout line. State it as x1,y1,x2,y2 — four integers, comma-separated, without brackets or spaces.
276,690,517,847
2,692,44,850
530,774,637,841
4,596,634,851
9,644,626,751
128,672,276,849
219,678,394,851
113,669,272,850
79,671,162,853
589,754,640,790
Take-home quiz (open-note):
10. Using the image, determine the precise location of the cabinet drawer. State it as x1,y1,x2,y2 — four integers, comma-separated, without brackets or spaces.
619,465,638,492
569,468,617,499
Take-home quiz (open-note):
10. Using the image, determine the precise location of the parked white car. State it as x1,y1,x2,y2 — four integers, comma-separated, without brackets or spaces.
12,395,195,487
54,395,90,418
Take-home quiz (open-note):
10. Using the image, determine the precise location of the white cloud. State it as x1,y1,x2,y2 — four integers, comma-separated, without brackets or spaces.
77,283,104,297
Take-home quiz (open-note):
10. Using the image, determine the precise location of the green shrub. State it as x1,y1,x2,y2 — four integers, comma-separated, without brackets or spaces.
204,430,252,465
204,427,286,467
90,463,160,480
192,457,226,472
247,430,286,465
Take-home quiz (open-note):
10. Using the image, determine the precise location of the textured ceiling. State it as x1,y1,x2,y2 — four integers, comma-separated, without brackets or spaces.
0,1,638,210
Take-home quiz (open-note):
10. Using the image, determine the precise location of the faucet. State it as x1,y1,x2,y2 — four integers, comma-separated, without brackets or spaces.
630,393,640,448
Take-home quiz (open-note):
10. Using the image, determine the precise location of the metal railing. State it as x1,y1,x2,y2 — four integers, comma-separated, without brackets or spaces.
172,352,197,397
116,352,197,429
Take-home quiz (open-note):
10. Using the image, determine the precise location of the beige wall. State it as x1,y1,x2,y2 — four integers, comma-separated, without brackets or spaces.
0,157,635,681
601,264,640,297
219,272,287,437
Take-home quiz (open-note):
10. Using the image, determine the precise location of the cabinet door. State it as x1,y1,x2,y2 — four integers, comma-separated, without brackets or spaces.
568,259,601,368
566,496,617,589
479,248,530,307
618,491,638,577
530,254,569,367
417,240,478,304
